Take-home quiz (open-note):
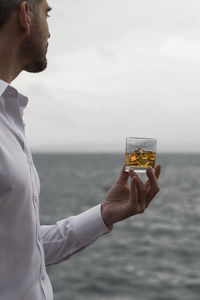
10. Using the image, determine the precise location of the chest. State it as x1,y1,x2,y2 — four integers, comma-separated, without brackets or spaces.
0,114,40,198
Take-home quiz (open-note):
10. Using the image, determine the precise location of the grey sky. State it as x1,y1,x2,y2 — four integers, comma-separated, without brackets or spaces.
13,0,200,152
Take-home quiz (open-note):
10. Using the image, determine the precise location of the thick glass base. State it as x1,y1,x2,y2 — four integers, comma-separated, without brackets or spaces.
125,166,147,173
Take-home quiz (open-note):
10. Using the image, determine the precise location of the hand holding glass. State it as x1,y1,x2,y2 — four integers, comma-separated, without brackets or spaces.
125,137,157,173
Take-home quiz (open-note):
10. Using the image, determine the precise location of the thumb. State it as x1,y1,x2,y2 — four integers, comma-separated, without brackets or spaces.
116,164,129,184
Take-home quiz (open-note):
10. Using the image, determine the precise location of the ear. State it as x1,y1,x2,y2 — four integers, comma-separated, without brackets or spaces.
18,1,32,35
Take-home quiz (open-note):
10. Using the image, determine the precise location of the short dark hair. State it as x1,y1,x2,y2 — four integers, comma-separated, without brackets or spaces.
0,0,42,29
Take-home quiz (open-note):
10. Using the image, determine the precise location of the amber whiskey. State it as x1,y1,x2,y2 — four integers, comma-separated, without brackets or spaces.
125,147,156,169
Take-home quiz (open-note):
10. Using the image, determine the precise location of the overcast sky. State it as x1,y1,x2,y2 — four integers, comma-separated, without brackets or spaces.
13,0,200,152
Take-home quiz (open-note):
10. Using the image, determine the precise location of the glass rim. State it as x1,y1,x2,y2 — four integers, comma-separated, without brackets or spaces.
126,137,157,141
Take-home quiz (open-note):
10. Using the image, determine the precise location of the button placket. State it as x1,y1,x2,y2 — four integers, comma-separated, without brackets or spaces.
27,157,32,165
34,195,38,201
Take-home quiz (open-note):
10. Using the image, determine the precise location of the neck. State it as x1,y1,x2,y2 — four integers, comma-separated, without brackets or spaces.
0,23,23,83
0,48,22,84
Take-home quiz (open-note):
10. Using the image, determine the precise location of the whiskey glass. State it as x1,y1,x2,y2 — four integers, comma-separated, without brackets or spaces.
125,137,157,173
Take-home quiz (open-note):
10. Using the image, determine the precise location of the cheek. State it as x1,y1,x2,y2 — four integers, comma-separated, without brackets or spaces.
35,18,49,40
44,19,50,38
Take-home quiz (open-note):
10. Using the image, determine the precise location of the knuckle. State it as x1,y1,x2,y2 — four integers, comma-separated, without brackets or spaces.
156,185,160,193
153,184,160,194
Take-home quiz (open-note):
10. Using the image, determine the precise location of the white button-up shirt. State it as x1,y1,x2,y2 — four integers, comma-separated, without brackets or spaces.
0,79,109,300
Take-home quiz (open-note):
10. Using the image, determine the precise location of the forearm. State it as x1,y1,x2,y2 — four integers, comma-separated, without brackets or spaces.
40,204,111,266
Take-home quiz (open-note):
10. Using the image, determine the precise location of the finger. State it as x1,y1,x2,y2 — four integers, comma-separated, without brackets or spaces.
129,169,146,210
145,167,160,206
129,167,146,189
116,164,130,184
134,174,146,210
155,164,161,180
130,168,145,189
129,168,137,178
146,167,160,190
130,176,139,207
145,164,161,189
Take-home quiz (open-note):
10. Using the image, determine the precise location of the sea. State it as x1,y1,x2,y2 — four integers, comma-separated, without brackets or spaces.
33,152,200,300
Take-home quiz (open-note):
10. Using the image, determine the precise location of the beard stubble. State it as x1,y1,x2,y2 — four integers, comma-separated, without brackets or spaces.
19,17,48,73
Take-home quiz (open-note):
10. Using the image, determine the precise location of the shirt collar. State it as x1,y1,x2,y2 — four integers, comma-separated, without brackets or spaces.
0,79,9,97
0,78,28,109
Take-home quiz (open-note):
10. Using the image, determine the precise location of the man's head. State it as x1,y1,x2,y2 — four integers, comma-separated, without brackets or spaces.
0,0,51,74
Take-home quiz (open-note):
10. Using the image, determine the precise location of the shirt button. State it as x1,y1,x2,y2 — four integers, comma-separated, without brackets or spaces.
34,195,38,201
27,157,32,164
41,275,45,281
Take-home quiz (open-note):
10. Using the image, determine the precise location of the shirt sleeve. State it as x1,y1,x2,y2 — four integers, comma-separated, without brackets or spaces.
40,204,111,266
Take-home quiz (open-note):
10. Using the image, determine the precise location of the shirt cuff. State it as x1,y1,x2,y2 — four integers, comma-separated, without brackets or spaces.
72,204,110,245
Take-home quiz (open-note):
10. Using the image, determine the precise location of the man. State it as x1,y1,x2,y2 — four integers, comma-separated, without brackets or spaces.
0,0,161,299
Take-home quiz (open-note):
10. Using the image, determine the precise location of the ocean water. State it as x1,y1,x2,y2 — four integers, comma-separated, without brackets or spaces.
33,153,200,300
